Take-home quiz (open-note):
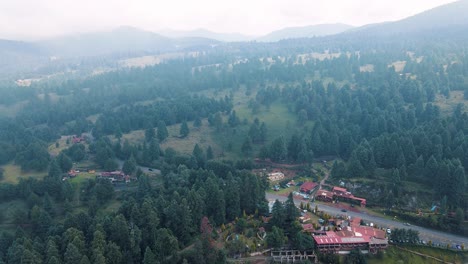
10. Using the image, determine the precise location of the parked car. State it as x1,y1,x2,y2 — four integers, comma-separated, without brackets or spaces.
341,209,347,212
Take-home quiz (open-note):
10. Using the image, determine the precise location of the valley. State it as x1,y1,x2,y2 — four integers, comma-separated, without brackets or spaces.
0,1,468,263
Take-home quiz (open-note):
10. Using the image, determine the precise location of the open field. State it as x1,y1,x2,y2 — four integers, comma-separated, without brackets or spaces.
86,114,100,124
360,64,374,72
389,61,406,72
435,90,468,116
48,135,74,156
0,163,47,184
68,172,96,184
161,120,222,156
368,245,467,264
111,85,304,159
112,119,222,156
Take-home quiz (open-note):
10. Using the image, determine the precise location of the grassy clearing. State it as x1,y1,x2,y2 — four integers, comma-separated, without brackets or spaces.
360,64,375,72
68,172,96,184
48,135,75,156
389,61,406,72
267,186,297,196
368,245,466,264
0,163,47,184
161,120,221,155
86,114,100,124
235,100,312,146
102,200,121,214
113,120,222,156
435,90,468,116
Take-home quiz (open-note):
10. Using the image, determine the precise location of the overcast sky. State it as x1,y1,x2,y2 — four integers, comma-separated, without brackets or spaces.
0,0,457,40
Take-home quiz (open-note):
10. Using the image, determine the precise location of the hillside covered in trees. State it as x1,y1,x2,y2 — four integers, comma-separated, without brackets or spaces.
1,3,468,262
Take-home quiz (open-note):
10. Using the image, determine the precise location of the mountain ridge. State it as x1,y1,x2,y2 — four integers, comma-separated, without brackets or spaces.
257,23,354,42
348,0,468,36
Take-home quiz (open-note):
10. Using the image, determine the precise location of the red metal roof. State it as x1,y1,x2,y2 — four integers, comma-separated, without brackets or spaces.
353,226,386,239
302,224,314,232
351,218,361,227
300,182,318,192
316,190,333,199
332,186,347,193
314,233,370,245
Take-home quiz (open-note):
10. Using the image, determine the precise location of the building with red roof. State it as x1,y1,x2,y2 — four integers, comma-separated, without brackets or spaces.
315,190,334,202
300,182,319,194
323,186,367,207
313,227,388,254
332,186,347,194
302,224,315,233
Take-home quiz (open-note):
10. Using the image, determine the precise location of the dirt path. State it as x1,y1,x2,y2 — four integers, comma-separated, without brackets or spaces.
320,172,330,186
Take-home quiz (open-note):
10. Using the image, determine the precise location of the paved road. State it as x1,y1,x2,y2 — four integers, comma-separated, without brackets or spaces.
266,193,468,248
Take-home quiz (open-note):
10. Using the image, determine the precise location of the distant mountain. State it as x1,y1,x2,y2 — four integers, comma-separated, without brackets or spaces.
158,28,253,42
0,39,46,74
257,23,354,42
350,0,468,36
38,26,219,57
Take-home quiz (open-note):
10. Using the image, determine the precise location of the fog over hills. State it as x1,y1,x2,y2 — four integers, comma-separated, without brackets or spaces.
257,23,355,42
158,28,253,42
38,26,219,58
1,0,467,77
349,0,468,36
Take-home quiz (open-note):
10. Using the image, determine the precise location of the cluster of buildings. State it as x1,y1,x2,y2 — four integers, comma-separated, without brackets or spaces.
263,168,385,254
65,170,132,183
97,171,131,183
316,186,366,207
310,218,388,254
266,170,285,181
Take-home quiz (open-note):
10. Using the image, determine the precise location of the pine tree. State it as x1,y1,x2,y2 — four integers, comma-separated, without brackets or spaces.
180,120,189,138
206,146,214,160
194,116,202,127
270,200,285,228
157,121,169,142
192,144,206,168
285,192,299,224
122,155,137,175
64,243,82,264
266,226,285,249
145,127,155,142
241,137,253,155
269,136,287,162
143,247,157,264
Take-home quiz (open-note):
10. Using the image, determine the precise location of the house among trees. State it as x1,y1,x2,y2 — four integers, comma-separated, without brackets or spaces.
267,170,285,181
332,186,366,207
302,223,315,233
314,187,366,207
67,169,78,178
97,171,130,183
315,190,334,202
71,135,85,144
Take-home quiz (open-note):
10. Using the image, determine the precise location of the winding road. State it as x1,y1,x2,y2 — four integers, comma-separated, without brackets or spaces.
266,193,468,249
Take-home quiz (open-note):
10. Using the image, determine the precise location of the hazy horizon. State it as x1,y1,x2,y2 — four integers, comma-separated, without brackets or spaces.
0,0,458,41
